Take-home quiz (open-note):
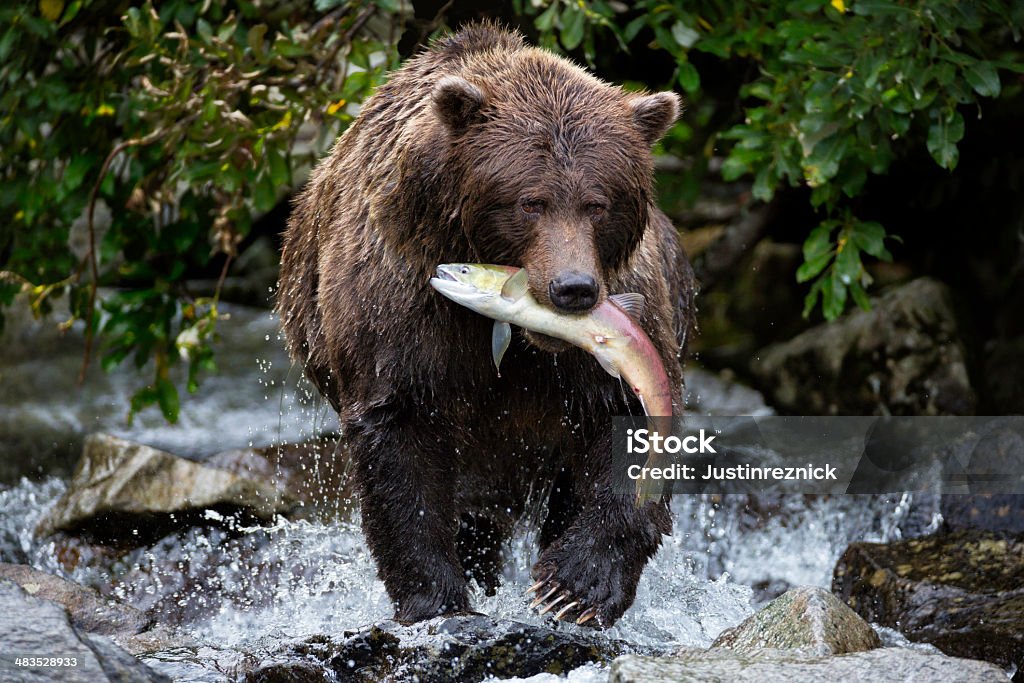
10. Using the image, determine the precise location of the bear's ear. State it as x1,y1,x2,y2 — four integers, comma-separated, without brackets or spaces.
432,76,488,132
629,91,681,146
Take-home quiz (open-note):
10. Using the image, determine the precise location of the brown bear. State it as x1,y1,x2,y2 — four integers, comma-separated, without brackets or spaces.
276,22,695,628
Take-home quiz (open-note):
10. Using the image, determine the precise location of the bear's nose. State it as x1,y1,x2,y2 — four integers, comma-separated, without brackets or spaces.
548,271,599,312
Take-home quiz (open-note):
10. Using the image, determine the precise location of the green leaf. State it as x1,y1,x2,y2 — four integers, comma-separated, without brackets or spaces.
720,155,750,182
963,61,1000,98
623,15,647,43
671,21,700,49
561,6,585,50
535,3,559,32
851,220,888,258
247,23,268,60
156,377,180,423
129,386,159,425
677,61,700,93
803,277,825,318
822,271,848,320
252,172,276,212
835,238,861,284
803,221,836,261
797,252,831,283
927,110,965,170
268,149,290,187
849,281,872,311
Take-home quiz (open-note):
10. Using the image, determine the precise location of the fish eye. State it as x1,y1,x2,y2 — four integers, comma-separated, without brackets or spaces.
459,266,469,274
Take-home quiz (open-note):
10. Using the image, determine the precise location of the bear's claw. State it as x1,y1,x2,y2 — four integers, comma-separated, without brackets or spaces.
526,580,595,625
529,582,560,609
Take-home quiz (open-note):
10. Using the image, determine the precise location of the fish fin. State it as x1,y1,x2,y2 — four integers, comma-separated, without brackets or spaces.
500,268,529,301
595,352,620,379
610,293,646,320
492,321,511,376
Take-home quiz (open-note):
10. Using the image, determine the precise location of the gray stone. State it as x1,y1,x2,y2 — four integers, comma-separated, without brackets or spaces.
751,278,975,415
35,433,297,542
0,563,150,636
0,579,168,682
610,648,1008,683
711,586,880,655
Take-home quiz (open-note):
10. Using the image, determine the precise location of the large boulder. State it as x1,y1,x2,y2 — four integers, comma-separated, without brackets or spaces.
750,278,975,415
35,433,297,542
833,531,1024,678
711,586,880,655
0,579,168,682
610,648,1007,682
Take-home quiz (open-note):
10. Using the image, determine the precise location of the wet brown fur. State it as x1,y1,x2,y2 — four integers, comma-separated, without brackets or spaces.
276,23,695,627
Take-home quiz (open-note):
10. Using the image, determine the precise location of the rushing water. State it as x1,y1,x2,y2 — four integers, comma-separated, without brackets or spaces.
0,304,937,681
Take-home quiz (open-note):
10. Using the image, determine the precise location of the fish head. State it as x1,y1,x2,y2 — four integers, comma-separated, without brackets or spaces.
430,263,521,318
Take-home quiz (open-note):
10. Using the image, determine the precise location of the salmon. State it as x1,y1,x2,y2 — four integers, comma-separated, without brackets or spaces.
430,264,674,504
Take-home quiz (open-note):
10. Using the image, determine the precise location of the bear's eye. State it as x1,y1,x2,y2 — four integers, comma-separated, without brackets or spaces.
520,199,545,217
586,203,608,221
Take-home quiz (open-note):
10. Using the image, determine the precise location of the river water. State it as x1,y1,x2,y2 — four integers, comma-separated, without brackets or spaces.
0,303,935,681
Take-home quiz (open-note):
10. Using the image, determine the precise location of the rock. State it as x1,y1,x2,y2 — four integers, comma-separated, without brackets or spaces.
0,563,150,636
942,494,1024,533
711,586,880,655
832,531,1024,677
35,433,297,542
750,278,975,415
610,648,1008,682
940,421,1024,533
242,614,634,682
0,579,168,682
206,434,356,518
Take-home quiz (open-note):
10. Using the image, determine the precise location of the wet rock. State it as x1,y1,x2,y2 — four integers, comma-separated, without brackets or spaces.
206,434,356,519
0,563,150,636
243,614,635,682
942,494,1024,533
832,531,1024,677
0,579,168,682
610,648,1007,682
750,278,975,415
711,586,880,655
940,422,1024,533
35,433,297,543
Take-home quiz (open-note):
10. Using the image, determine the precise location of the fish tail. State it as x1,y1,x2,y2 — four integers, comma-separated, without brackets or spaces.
634,452,669,506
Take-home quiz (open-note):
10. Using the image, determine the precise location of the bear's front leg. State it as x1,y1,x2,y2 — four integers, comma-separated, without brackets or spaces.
351,418,469,622
529,428,671,628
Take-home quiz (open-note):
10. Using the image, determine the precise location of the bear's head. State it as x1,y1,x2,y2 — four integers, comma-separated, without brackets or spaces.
431,56,678,344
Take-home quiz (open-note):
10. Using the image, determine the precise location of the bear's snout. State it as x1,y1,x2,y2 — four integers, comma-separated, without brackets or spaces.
548,271,599,312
